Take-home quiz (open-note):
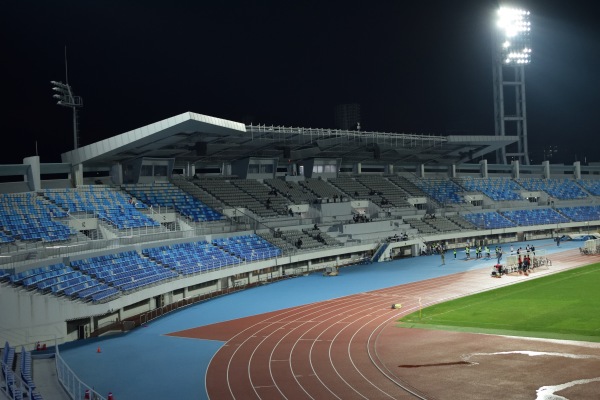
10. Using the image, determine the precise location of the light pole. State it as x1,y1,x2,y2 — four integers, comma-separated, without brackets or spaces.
51,80,83,149
492,6,532,165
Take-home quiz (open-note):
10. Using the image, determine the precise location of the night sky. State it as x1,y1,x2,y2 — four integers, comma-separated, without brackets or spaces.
3,0,599,165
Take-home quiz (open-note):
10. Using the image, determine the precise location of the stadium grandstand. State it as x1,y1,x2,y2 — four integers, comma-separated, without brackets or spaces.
2,111,600,398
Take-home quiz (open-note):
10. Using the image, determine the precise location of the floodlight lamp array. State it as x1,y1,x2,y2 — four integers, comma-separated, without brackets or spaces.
497,7,531,65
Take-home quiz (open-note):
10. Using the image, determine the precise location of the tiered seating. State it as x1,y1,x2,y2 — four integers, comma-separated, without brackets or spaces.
457,177,522,201
194,178,278,218
446,214,477,230
277,229,324,250
0,230,15,243
406,218,438,234
122,182,223,222
501,208,569,226
463,212,516,229
170,176,223,210
387,176,429,197
20,346,43,399
516,178,588,200
230,180,290,216
302,227,343,247
213,234,282,262
424,216,463,232
10,263,72,289
556,205,600,222
143,241,241,275
10,263,66,284
0,193,73,243
355,175,412,208
44,187,160,229
413,178,464,204
264,178,316,204
329,176,376,201
298,178,345,201
577,179,600,196
2,341,23,400
73,251,176,297
257,231,297,253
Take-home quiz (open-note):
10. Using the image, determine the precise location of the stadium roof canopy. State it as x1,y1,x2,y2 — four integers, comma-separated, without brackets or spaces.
61,112,518,167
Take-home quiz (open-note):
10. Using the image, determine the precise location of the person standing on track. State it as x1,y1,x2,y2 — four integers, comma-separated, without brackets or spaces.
441,249,446,265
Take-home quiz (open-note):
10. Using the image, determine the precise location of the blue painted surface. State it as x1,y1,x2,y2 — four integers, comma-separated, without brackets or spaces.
59,238,580,399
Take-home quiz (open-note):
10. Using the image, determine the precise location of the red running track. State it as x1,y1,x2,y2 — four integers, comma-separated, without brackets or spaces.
168,249,600,400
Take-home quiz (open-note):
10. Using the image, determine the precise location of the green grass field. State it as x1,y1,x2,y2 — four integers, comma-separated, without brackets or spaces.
399,263,600,342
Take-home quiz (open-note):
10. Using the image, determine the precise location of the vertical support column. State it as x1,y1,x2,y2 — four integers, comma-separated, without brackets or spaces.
110,163,123,185
512,160,520,179
22,156,41,191
418,164,425,178
388,164,394,174
449,164,457,179
542,160,550,179
356,162,362,174
479,159,488,178
72,163,84,187
573,161,581,180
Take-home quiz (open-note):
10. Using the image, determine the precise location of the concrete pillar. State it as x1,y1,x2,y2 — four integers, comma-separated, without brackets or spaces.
479,159,488,178
110,163,123,185
449,164,457,178
512,160,520,179
356,163,362,174
418,164,425,178
388,164,394,174
542,160,550,179
72,163,84,187
573,161,581,180
23,156,41,191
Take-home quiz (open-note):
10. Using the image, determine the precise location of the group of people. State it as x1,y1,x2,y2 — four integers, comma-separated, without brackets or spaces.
464,245,493,260
517,254,532,275
420,242,447,256
388,232,409,242
352,214,371,223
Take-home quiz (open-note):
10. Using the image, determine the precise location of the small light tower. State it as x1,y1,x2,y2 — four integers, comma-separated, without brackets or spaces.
492,6,532,165
51,48,83,150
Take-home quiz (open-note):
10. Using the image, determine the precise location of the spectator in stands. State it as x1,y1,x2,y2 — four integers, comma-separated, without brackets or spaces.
296,238,303,249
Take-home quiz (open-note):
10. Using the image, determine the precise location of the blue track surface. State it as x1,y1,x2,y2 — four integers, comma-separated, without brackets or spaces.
59,238,580,399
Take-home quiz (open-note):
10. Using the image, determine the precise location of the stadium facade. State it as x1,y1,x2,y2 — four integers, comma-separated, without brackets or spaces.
1,111,600,349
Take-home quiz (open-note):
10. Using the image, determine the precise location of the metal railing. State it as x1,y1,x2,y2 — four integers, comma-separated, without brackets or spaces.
56,343,106,400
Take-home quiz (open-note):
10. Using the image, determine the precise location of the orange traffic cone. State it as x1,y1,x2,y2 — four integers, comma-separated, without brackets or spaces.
84,389,90,399
96,347,101,353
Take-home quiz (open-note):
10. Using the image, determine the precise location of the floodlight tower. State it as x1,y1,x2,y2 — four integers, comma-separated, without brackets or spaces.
51,80,83,150
51,48,83,150
492,6,532,165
